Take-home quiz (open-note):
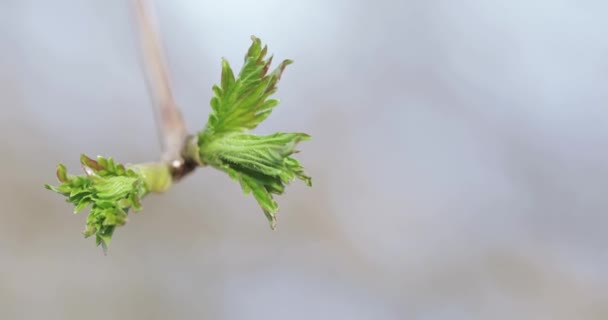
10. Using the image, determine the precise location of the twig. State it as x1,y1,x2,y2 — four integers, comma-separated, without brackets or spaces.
46,32,311,249
132,0,188,166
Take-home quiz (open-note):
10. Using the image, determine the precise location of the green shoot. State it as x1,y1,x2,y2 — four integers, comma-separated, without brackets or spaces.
198,36,311,228
45,155,171,252
46,35,311,251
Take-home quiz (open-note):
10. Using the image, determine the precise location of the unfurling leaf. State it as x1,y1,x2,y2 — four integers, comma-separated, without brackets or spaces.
202,36,293,136
45,155,155,252
198,36,311,227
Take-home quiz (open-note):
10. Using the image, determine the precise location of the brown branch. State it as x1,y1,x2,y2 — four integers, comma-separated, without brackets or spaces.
132,0,188,167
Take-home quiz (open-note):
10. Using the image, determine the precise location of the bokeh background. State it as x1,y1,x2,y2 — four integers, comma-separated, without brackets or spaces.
1,0,608,319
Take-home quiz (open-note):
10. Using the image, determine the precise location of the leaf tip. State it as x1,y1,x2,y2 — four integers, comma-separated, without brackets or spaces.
304,177,312,187
80,154,103,171
56,164,68,182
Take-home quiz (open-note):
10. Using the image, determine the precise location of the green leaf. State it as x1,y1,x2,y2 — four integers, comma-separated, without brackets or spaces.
200,132,311,228
45,156,163,252
202,36,293,136
197,36,312,228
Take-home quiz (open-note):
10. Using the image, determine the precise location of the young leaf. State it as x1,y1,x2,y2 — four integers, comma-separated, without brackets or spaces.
200,131,311,228
202,36,292,136
206,132,311,228
45,155,152,252
198,36,312,227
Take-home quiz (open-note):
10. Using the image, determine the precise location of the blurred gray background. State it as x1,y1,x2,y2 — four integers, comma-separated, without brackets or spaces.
1,0,608,319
